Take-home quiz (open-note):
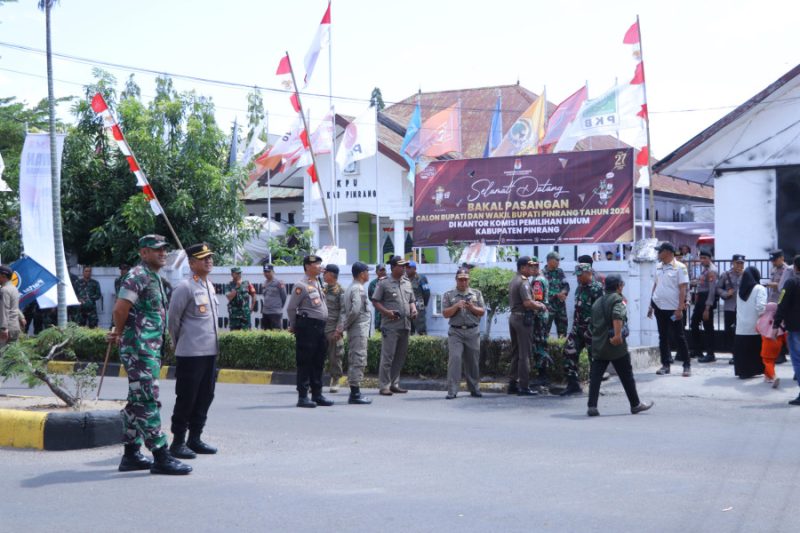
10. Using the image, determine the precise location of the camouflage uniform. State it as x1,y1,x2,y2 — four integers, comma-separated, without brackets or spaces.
368,275,386,331
323,281,346,383
564,269,604,382
544,265,569,337
74,276,102,328
530,273,551,374
117,264,169,451
226,279,255,330
408,272,431,335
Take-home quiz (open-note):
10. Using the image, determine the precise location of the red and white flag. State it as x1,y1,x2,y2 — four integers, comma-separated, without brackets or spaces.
276,55,301,113
404,102,462,159
90,93,163,215
539,86,588,152
303,1,331,87
623,20,650,187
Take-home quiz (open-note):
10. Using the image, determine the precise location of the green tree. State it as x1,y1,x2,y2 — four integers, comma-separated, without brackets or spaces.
59,70,251,265
266,226,314,266
469,266,514,339
370,87,385,111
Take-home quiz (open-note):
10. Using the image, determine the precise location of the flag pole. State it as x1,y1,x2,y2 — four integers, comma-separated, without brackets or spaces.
373,104,380,264
327,0,338,247
285,52,336,245
636,15,656,239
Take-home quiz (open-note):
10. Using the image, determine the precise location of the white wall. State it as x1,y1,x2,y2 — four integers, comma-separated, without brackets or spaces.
714,168,777,260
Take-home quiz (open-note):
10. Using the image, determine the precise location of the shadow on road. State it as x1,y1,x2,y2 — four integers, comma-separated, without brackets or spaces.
21,469,141,488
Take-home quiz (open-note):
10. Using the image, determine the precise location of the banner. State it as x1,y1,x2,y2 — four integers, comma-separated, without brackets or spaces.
413,148,635,246
19,133,79,308
9,256,59,308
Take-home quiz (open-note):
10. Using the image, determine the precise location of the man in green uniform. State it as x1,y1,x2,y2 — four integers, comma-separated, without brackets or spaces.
225,266,256,330
406,261,430,335
368,264,387,332
529,258,552,388
442,267,485,400
111,234,191,475
561,263,604,395
74,266,101,328
322,264,346,393
342,262,372,404
544,251,569,338
114,263,131,297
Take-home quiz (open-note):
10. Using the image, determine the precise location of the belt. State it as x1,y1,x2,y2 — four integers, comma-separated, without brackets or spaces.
296,314,325,326
511,311,527,316
450,324,478,329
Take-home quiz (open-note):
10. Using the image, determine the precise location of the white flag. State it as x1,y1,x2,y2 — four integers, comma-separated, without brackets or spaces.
296,112,334,167
335,107,377,170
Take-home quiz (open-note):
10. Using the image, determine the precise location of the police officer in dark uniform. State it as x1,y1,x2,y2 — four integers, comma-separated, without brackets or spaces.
286,255,333,408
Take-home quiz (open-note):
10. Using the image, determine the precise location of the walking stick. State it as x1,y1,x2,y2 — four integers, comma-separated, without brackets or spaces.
95,340,114,401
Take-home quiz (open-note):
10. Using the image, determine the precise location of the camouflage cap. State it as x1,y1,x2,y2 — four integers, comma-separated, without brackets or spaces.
231,267,242,274
546,251,562,261
138,234,169,249
575,263,593,276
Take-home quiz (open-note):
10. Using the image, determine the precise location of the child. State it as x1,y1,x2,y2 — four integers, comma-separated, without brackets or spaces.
757,302,785,388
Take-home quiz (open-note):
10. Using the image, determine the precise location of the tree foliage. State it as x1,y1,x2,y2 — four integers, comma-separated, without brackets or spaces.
266,226,314,266
60,70,251,265
370,87,385,111
469,266,514,339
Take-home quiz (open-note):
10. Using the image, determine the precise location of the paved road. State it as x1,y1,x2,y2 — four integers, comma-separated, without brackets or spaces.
2,356,800,533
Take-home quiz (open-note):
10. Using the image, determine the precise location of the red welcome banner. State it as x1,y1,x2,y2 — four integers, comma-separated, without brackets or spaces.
413,149,634,246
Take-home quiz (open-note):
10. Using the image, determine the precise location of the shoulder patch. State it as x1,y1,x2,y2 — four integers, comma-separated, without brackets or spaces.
294,286,303,295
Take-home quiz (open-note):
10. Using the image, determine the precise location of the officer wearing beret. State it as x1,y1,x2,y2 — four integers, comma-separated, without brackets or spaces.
286,255,333,408
342,261,372,404
0,264,24,346
225,266,256,330
372,255,417,395
168,243,220,459
261,264,286,330
442,267,485,399
507,256,546,396
322,264,346,393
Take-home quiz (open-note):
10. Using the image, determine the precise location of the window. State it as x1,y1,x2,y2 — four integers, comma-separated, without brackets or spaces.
432,294,443,317
288,212,295,224
274,212,281,222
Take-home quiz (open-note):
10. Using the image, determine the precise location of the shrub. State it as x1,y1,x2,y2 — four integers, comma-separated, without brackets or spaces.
217,329,295,370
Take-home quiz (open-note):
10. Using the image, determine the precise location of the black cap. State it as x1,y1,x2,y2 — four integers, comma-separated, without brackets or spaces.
324,264,339,275
577,254,594,266
0,265,12,277
605,274,624,292
770,249,784,260
699,249,712,258
352,261,370,277
262,263,274,272
375,264,386,272
517,256,532,269
657,241,676,254
186,242,214,259
303,255,323,265
119,263,131,270
732,254,746,262
388,255,408,267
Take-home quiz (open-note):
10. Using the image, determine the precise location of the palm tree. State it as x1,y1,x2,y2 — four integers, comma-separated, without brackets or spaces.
38,0,67,325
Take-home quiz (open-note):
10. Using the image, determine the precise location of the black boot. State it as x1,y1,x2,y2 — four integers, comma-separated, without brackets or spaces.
559,378,583,396
312,393,334,406
169,432,197,459
507,380,520,394
118,443,153,472
187,431,217,455
150,446,193,475
297,394,317,408
348,386,372,405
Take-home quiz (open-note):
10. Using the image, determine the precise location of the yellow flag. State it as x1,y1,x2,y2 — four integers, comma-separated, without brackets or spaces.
491,95,546,157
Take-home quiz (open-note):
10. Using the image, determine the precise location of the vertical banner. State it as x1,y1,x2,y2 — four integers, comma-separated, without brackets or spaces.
413,149,635,246
19,133,79,308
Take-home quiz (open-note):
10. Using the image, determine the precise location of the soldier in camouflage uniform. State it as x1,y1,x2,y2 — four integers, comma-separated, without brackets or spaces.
368,264,387,332
529,258,552,387
342,262,372,404
406,261,430,335
561,264,605,395
114,263,131,297
544,252,569,337
322,264,346,393
111,234,191,476
74,266,102,327
225,267,256,330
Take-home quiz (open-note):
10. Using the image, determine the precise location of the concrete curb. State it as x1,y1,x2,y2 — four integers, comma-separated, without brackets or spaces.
0,404,122,451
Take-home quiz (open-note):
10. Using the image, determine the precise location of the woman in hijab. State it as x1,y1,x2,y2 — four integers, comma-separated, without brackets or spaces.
733,266,767,378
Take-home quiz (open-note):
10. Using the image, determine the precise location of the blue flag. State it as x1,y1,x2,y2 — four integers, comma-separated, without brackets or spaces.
9,256,59,308
400,102,422,184
483,95,503,157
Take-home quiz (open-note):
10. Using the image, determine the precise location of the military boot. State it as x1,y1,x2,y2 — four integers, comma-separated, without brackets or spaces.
312,393,334,406
169,432,197,460
118,443,153,472
348,386,372,405
297,394,317,408
187,431,217,455
150,446,193,475
559,377,583,396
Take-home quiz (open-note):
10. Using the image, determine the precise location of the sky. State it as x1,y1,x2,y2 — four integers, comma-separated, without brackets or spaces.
0,0,797,160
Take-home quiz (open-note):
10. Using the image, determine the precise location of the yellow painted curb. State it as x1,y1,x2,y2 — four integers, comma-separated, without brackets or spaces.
46,361,76,375
0,408,47,449
217,369,273,385
120,366,127,378
159,366,169,380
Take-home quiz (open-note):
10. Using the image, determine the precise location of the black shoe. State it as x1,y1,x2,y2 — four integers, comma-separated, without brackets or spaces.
517,388,538,396
187,434,217,455
656,366,670,375
470,391,483,398
389,386,408,394
312,395,334,406
348,387,372,405
150,447,192,475
445,393,456,400
698,355,716,363
631,401,654,414
559,380,583,396
728,358,735,365
587,407,600,417
169,434,197,460
507,382,520,395
297,396,317,408
689,351,703,359
118,444,153,472
789,395,800,406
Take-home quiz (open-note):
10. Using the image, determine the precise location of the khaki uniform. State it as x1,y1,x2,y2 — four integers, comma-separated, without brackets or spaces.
372,276,415,390
343,281,371,387
0,280,22,346
508,273,534,389
443,287,484,396
323,282,346,381
287,276,328,396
